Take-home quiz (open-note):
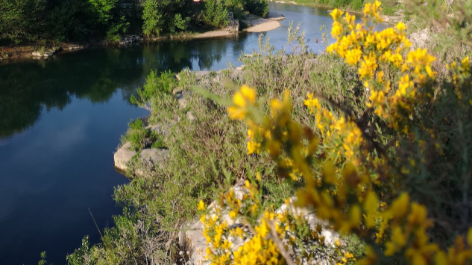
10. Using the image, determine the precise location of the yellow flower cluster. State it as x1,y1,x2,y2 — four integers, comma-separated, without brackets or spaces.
222,81,472,265
227,85,257,120
304,93,363,165
200,178,340,264
203,2,472,265
326,1,437,134
447,56,471,105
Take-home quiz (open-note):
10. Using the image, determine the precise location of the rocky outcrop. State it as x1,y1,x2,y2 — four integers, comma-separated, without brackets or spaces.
0,53,10,60
267,11,286,21
179,190,339,265
114,81,200,175
225,12,240,33
113,123,169,175
179,186,247,265
381,10,405,24
114,142,138,172
273,0,297,4
31,47,60,58
119,35,141,45
409,28,430,48
276,197,340,247
64,44,85,51
114,142,169,176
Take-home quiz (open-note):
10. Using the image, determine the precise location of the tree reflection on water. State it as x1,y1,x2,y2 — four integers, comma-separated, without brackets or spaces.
0,34,245,139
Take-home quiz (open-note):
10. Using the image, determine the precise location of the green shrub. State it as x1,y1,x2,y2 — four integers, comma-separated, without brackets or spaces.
130,70,177,112
223,0,246,19
129,119,144,130
0,0,45,44
350,0,364,10
44,0,127,42
122,117,167,151
202,0,229,28
66,236,92,265
122,119,148,150
44,0,89,41
245,0,269,17
106,16,130,42
142,0,192,36
88,0,116,25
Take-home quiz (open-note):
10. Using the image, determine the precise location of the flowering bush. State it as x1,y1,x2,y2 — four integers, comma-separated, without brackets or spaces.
199,1,472,264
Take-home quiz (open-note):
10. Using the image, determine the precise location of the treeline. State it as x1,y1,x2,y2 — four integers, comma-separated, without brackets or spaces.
0,0,268,45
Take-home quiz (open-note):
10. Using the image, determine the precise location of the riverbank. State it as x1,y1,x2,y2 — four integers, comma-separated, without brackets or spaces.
0,12,285,63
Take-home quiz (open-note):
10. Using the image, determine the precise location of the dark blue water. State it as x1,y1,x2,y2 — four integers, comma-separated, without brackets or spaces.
0,3,381,264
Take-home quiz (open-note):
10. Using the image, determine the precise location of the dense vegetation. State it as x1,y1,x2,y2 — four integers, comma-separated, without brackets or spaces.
64,0,472,264
0,0,269,46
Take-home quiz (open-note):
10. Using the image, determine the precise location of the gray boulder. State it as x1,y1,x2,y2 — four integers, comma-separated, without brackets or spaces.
409,28,430,48
139,148,168,166
225,12,240,33
114,142,137,172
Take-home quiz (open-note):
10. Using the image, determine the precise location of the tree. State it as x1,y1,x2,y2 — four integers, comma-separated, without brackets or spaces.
202,0,229,29
0,0,45,44
142,0,192,37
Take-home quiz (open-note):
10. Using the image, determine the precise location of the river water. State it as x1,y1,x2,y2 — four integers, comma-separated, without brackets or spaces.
0,3,373,264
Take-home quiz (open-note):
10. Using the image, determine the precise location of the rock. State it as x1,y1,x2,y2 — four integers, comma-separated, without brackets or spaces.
173,88,183,95
31,47,60,58
231,65,245,80
145,123,172,137
145,124,160,132
409,28,430,48
65,44,84,51
186,111,196,121
276,197,340,247
0,53,9,60
267,12,285,21
195,71,211,79
114,142,137,172
231,68,243,80
275,0,297,4
225,12,240,33
114,142,168,176
119,35,141,46
179,220,207,265
139,148,168,166
178,97,187,109
180,190,341,264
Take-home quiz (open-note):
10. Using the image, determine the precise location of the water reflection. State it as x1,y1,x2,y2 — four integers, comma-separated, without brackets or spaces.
0,35,247,139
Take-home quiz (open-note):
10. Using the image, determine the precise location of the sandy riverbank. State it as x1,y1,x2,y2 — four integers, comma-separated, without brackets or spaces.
193,11,285,38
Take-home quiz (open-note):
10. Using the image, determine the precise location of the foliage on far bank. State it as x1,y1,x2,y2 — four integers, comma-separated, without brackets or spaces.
0,0,129,44
0,0,269,46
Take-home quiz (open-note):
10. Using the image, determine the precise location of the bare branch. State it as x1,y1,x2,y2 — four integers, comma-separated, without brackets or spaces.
268,220,296,265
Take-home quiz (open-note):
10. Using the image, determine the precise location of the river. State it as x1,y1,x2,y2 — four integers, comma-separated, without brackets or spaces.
0,3,374,264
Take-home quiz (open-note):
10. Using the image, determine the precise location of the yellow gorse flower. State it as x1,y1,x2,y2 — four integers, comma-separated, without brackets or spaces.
227,85,257,120
206,2,472,265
